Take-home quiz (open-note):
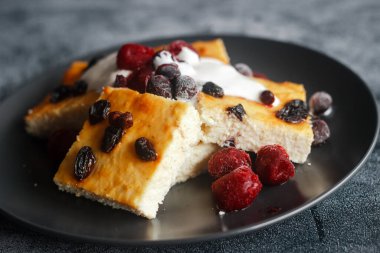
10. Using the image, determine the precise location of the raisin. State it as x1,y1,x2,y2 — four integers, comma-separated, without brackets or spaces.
50,85,71,103
276,99,308,123
312,119,330,146
309,91,333,115
101,126,123,153
135,137,157,161
114,74,128,87
146,75,173,98
74,146,96,181
108,111,133,129
226,104,246,121
89,100,111,125
235,63,253,77
155,63,180,80
260,90,275,105
202,82,224,98
72,80,88,96
172,75,198,100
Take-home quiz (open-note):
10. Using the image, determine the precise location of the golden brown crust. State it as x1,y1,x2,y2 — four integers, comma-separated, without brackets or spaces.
25,39,230,137
53,87,192,210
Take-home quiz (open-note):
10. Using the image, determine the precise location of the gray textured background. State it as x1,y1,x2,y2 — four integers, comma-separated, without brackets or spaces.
1,0,379,252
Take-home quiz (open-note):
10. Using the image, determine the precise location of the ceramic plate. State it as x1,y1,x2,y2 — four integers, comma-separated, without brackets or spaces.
0,35,378,245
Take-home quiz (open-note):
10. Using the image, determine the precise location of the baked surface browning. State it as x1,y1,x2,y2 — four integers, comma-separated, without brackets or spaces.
198,78,313,163
54,87,199,217
25,39,230,137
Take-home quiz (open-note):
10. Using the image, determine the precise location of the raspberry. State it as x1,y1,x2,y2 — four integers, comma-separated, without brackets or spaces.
168,40,196,56
312,119,330,146
146,75,172,98
135,137,157,161
117,43,155,71
254,145,295,185
172,75,198,100
309,91,333,115
126,64,153,93
211,166,262,212
208,147,252,178
234,63,253,77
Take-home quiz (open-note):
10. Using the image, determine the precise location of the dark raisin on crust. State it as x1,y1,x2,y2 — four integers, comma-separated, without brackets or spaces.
135,137,158,161
226,104,246,121
74,146,96,181
202,82,224,98
108,111,133,129
222,138,236,148
89,99,111,125
50,85,71,103
72,80,88,96
101,126,123,153
275,99,308,123
50,81,88,103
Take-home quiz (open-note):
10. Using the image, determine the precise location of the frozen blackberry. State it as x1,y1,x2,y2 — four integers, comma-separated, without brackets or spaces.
309,91,333,115
146,75,173,98
172,75,198,100
155,63,180,81
312,119,330,146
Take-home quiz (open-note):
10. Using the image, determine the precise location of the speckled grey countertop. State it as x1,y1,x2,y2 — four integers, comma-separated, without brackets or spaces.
1,0,379,252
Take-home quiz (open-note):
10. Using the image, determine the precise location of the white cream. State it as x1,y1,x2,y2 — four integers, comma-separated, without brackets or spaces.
174,47,279,106
81,53,118,91
82,47,279,106
176,47,200,65
152,50,175,69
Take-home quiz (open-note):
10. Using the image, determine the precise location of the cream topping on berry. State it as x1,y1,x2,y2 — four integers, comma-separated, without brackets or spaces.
153,50,175,69
83,44,280,106
175,47,279,106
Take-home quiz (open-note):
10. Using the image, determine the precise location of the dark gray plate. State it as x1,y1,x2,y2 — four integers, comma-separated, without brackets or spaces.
0,35,378,245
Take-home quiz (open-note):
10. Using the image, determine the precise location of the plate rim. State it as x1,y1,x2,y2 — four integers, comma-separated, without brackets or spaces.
0,33,378,246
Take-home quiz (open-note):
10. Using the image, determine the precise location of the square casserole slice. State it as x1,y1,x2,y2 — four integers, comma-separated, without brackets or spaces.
197,78,314,163
54,87,201,219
